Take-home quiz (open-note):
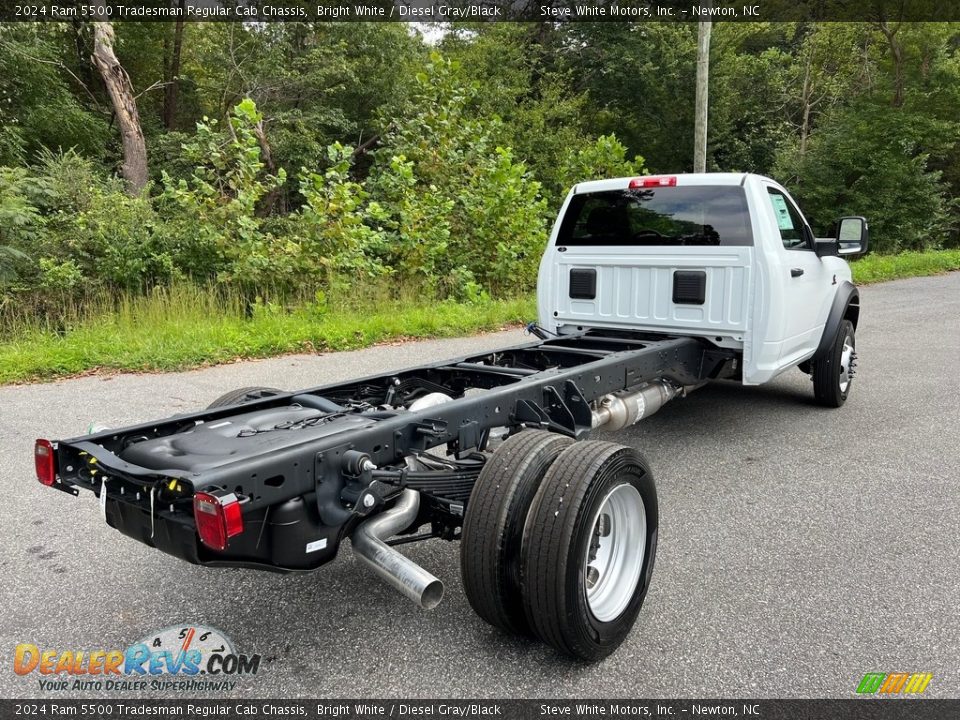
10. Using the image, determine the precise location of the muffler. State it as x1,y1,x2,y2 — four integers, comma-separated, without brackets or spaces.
591,380,691,431
350,489,444,610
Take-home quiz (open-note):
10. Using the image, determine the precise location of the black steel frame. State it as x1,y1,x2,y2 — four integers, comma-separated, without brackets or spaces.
50,329,735,568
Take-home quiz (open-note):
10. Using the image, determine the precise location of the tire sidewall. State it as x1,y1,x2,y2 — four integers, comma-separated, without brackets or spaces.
565,451,659,654
461,430,572,635
500,436,572,595
836,321,855,403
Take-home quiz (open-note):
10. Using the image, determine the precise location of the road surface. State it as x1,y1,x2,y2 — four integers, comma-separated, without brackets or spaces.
1,274,957,699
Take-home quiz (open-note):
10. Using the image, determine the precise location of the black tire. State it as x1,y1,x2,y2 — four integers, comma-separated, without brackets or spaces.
521,441,658,661
812,319,856,408
206,386,283,409
460,430,574,636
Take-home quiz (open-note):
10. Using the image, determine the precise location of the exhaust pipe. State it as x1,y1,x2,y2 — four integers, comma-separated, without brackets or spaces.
350,489,444,610
592,380,692,431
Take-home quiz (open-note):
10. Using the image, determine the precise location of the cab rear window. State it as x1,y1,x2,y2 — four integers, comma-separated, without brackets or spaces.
557,186,754,247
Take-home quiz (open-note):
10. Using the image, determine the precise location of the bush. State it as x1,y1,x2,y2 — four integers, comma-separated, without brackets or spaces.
2,75,645,316
367,53,550,294
8,152,176,290
777,104,955,253
558,134,646,189
297,143,387,284
0,153,175,293
0,167,43,250
161,99,291,288
73,189,173,290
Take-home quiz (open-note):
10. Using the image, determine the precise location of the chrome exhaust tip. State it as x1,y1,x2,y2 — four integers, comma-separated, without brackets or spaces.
350,489,445,610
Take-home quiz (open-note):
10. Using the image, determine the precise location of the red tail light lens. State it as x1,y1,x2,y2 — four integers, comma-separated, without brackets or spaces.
193,492,243,551
35,439,56,486
629,176,677,188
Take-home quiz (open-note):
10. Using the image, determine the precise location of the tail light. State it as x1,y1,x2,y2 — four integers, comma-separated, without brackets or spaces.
629,176,677,188
35,439,56,486
193,492,243,551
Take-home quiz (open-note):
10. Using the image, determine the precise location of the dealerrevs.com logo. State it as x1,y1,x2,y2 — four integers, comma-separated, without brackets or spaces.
14,625,261,693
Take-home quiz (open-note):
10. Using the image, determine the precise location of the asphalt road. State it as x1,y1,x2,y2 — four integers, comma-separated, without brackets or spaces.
1,274,958,700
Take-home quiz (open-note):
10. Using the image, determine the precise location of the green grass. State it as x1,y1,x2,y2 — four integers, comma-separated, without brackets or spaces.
851,248,960,284
0,285,536,385
1,248,957,385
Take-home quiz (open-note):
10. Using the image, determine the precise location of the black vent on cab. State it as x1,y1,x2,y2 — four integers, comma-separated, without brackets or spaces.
672,270,706,305
569,268,597,300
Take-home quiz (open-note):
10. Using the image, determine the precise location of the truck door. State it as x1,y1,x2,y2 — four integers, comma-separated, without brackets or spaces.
761,184,834,365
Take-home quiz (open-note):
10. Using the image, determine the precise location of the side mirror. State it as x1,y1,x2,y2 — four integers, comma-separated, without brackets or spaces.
814,237,838,257
836,216,869,256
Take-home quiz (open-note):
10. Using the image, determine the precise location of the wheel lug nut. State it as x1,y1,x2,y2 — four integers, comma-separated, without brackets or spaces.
586,566,600,588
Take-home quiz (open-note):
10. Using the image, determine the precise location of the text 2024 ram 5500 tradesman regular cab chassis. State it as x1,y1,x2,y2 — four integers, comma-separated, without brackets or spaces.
35,173,867,660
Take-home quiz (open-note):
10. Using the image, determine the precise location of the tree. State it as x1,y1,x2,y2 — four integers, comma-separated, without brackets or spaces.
708,23,792,173
0,24,108,163
875,18,906,107
161,99,288,286
163,11,186,130
179,23,422,206
791,24,866,157
441,23,608,206
90,14,148,194
780,104,951,252
367,54,549,295
561,23,699,172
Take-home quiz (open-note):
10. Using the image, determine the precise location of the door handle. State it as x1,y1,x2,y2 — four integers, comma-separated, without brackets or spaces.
791,268,804,278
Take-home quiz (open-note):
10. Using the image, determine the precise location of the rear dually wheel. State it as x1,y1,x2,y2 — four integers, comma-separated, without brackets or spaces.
521,440,658,661
460,430,573,636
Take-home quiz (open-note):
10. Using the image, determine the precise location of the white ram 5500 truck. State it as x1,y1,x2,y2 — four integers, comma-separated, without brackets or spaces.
538,172,866,404
37,173,867,662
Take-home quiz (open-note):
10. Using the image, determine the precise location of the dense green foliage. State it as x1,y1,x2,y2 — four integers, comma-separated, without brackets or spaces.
1,21,958,335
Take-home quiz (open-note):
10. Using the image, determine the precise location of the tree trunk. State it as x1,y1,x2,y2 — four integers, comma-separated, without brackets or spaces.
253,120,283,215
799,50,814,158
890,40,905,107
163,10,185,130
70,19,95,90
91,16,148,195
693,13,712,173
878,21,905,108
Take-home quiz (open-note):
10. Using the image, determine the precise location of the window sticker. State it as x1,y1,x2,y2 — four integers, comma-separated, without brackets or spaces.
769,193,794,231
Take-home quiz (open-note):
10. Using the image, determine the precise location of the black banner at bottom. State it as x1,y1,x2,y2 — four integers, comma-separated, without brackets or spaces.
2,699,957,720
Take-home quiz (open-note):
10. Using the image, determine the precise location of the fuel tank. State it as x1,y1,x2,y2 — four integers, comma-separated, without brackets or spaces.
118,405,373,473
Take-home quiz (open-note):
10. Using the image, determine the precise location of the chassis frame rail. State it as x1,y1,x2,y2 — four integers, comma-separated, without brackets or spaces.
49,330,734,569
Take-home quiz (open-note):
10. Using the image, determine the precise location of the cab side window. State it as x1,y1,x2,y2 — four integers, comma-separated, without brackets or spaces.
766,188,809,250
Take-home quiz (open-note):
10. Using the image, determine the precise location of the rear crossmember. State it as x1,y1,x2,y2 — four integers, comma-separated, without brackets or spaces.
50,330,736,573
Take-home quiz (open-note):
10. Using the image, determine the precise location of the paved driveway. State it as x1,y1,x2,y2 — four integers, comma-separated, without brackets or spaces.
1,274,957,698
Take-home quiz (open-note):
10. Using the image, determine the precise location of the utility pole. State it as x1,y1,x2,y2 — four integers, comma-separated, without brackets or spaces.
694,6,712,173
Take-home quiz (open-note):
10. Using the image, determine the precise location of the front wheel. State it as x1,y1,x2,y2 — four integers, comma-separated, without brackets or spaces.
521,441,658,661
812,319,856,407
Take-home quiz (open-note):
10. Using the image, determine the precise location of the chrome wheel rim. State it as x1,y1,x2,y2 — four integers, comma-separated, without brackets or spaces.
839,334,855,393
584,483,646,622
